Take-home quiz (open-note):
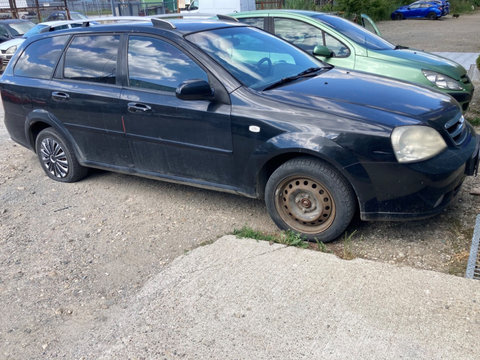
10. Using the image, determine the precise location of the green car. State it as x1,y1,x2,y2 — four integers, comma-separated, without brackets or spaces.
232,10,474,112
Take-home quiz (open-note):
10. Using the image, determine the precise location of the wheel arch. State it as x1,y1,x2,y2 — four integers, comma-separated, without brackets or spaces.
256,149,361,207
25,110,83,161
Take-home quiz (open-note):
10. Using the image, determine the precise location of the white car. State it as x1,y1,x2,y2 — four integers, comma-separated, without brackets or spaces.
0,20,85,72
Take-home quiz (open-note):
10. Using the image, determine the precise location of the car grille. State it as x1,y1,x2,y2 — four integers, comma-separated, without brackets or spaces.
444,115,467,146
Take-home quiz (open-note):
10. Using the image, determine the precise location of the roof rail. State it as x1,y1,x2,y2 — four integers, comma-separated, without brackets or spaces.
151,18,176,30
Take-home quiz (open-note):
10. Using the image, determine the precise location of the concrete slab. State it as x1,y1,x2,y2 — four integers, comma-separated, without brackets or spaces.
75,236,480,359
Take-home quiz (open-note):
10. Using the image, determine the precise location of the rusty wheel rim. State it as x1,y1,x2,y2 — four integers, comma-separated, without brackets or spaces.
275,176,336,235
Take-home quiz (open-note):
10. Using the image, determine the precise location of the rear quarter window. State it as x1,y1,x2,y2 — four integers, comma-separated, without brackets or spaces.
14,36,69,79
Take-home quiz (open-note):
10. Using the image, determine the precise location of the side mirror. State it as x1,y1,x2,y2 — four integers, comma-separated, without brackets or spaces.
313,45,334,58
176,79,214,101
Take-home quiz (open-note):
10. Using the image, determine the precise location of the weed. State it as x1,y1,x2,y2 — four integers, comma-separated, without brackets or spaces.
233,226,276,242
342,230,357,260
233,226,308,248
315,239,331,253
467,117,480,127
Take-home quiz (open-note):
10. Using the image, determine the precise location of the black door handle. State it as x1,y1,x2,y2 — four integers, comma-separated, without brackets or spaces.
52,92,70,101
128,102,152,113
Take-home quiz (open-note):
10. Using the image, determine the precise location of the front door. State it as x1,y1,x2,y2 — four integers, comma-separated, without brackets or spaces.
121,35,234,185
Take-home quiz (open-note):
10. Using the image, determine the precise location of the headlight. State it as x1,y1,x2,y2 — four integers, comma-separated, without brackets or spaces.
422,70,463,90
5,45,17,55
391,126,447,163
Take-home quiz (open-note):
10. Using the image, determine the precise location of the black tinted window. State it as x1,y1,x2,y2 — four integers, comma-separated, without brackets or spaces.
14,36,68,79
64,35,120,84
128,36,207,92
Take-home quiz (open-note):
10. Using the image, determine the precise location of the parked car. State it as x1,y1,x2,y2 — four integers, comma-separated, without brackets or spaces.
391,1,444,20
0,20,85,72
431,0,450,15
0,19,34,43
1,18,478,242
232,10,474,112
45,11,88,22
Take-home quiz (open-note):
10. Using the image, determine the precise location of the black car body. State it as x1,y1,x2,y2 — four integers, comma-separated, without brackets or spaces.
1,18,478,242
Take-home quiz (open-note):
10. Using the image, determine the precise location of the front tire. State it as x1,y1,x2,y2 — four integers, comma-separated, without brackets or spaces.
35,128,88,182
265,158,356,243
394,13,404,20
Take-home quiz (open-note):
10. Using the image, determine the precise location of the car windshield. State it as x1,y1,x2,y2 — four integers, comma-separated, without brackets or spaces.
71,12,88,20
6,22,34,36
313,14,395,51
23,24,49,38
186,26,325,90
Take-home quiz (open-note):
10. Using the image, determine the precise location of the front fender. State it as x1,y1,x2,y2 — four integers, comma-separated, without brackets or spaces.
251,132,373,204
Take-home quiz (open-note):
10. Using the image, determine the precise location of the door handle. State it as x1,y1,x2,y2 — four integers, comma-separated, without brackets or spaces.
128,102,152,113
52,92,70,101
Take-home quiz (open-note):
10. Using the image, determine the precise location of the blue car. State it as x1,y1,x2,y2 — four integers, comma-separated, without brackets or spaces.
432,0,450,15
391,1,443,20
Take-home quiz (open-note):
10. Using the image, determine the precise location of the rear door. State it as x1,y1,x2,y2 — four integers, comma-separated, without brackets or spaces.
120,34,234,185
50,33,131,167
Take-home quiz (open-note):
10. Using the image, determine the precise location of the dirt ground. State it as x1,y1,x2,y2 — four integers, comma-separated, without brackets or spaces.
1,12,480,359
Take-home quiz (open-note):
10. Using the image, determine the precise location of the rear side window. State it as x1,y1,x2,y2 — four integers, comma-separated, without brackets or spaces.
237,17,266,30
14,36,68,79
63,35,120,84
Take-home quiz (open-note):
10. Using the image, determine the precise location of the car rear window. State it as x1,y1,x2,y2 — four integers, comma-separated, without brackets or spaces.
14,35,69,79
63,35,120,84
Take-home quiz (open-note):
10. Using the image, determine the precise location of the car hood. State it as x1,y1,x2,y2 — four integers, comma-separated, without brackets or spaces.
0,37,24,51
262,68,457,123
367,48,467,79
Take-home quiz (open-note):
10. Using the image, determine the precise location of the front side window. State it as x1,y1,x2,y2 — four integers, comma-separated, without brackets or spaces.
63,35,120,84
274,18,350,58
274,18,324,54
186,26,322,90
14,36,69,79
128,36,208,92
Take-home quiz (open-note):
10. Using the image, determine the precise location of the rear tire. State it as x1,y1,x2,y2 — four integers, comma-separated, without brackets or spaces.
35,128,88,183
265,157,356,243
427,12,437,20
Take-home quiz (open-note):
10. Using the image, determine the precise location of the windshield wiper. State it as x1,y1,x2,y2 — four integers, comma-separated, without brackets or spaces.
263,67,327,91
395,45,409,50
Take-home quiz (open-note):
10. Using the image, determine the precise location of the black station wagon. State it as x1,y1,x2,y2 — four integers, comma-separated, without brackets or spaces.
1,18,478,242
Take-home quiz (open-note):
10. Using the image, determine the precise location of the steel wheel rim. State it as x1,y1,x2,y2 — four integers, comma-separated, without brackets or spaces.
40,137,69,178
275,176,336,235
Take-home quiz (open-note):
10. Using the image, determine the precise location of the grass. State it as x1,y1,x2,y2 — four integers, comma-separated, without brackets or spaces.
233,226,358,255
341,230,358,260
233,226,308,248
446,219,474,276
468,117,480,126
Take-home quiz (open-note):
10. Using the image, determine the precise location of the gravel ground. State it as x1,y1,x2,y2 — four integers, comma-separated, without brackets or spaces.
1,13,480,359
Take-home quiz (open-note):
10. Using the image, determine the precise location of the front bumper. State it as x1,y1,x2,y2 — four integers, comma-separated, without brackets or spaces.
352,133,479,221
